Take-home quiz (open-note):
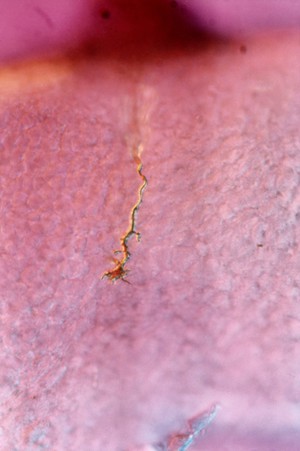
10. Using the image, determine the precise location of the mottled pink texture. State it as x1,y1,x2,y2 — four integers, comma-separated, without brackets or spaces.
0,32,300,449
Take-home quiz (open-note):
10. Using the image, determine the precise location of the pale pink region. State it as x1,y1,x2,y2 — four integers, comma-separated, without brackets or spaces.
0,33,300,450
0,0,93,62
181,0,300,35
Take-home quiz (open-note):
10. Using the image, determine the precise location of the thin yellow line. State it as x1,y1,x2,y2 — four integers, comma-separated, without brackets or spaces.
101,155,148,283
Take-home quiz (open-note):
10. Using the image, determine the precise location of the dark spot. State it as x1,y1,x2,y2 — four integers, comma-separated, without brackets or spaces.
72,0,225,62
240,44,247,54
100,9,111,19
170,0,178,8
257,243,263,248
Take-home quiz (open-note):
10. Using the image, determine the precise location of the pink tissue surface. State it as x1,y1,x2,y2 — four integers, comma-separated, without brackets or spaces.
0,1,300,451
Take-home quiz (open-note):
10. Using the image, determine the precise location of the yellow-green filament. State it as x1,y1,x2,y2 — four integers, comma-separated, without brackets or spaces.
102,155,147,283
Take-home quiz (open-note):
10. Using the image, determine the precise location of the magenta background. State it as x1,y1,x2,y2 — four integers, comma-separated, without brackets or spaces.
0,0,300,62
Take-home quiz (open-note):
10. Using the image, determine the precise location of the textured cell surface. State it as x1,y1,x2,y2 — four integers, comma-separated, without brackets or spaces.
0,10,300,451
